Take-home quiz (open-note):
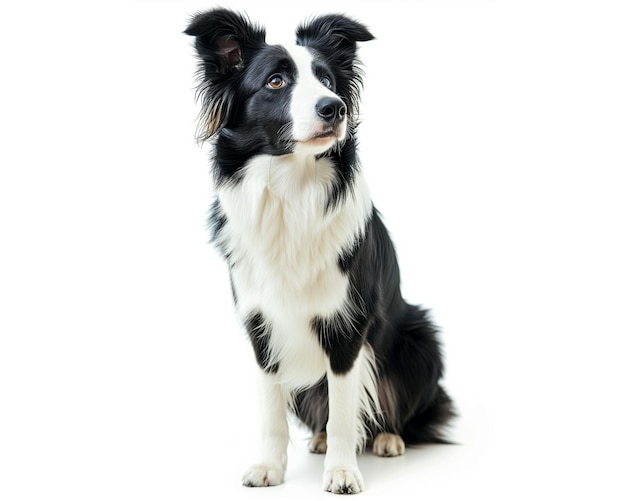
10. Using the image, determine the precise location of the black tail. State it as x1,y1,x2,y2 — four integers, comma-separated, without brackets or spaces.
374,303,456,445
401,385,456,444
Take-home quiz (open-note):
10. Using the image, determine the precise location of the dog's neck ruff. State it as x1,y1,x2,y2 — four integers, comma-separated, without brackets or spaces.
216,152,372,317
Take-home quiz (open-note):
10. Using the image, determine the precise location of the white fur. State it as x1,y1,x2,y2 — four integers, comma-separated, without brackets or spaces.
216,44,380,491
217,152,373,388
242,370,289,487
323,349,368,493
287,46,347,147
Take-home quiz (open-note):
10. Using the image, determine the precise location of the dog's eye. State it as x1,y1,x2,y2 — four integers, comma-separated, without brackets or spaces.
267,75,286,89
320,76,332,88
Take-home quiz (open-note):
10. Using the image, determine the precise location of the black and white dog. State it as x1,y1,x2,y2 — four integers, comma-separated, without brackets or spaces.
185,8,454,494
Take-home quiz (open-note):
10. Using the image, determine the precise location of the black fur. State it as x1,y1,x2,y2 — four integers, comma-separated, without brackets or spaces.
186,8,455,450
297,211,455,443
245,312,279,374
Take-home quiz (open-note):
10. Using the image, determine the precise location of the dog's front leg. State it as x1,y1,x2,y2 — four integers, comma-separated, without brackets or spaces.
242,370,288,487
323,359,364,494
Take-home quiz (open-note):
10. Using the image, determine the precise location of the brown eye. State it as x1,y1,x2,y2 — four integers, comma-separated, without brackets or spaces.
267,75,286,89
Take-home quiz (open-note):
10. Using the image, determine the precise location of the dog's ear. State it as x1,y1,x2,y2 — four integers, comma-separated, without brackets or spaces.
185,8,265,77
296,14,374,51
296,15,374,117
185,9,266,139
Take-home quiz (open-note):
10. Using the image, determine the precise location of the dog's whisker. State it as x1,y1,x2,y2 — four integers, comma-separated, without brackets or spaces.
276,122,294,144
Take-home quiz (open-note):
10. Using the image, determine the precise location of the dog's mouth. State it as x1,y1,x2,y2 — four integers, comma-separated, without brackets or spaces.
288,120,347,152
303,127,343,144
313,130,337,139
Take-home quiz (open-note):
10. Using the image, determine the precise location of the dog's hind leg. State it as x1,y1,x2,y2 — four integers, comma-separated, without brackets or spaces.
309,431,327,454
372,432,405,457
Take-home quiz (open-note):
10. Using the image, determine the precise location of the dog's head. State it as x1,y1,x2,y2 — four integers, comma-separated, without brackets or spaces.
185,9,373,157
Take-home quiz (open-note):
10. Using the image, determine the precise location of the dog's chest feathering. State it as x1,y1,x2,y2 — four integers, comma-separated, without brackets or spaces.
216,154,372,383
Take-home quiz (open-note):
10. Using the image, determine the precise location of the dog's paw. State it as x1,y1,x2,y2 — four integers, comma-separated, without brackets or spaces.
242,463,284,487
308,431,327,454
323,467,364,494
372,432,405,457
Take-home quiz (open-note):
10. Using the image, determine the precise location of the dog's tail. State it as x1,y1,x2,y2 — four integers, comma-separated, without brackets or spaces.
401,384,457,445
391,304,457,445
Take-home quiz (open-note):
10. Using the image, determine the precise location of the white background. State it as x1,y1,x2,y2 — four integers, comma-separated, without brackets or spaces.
1,0,625,499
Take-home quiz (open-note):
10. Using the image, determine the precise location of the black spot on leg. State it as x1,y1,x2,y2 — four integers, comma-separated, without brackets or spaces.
311,311,367,375
245,312,279,373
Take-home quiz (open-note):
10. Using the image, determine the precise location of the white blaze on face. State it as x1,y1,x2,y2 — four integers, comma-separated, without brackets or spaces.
286,45,347,153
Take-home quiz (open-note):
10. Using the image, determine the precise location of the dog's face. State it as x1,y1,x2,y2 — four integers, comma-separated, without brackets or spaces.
186,10,373,157
235,44,348,156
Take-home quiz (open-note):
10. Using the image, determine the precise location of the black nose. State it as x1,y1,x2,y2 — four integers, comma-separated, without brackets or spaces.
316,97,347,123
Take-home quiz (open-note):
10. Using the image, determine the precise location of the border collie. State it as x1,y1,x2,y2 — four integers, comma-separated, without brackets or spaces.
185,8,454,494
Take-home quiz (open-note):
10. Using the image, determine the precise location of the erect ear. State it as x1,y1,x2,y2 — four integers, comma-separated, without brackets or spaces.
185,9,266,139
185,8,266,77
296,15,374,117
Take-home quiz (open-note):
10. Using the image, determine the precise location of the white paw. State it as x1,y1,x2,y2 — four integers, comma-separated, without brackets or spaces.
323,467,364,494
372,432,405,457
308,431,327,454
242,463,284,487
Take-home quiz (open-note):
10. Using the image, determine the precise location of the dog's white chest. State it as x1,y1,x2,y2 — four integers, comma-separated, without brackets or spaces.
215,154,372,384
218,155,371,316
